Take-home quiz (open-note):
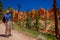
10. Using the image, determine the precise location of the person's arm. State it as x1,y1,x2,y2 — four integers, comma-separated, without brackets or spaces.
4,14,7,22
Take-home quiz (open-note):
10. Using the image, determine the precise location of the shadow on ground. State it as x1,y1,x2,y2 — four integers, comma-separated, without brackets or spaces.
0,34,9,38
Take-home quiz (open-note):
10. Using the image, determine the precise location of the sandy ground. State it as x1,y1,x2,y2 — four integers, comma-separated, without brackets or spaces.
0,23,36,40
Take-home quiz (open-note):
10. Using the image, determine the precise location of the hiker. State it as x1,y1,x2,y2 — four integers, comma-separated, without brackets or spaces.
4,10,12,36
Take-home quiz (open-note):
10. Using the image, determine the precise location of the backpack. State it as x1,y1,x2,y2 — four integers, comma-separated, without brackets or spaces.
2,16,6,23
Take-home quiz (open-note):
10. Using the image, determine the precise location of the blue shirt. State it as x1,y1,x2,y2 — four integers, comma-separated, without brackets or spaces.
4,12,12,21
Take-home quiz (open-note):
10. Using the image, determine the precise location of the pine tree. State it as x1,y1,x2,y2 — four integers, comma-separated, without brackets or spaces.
34,11,40,31
26,10,31,29
0,0,4,20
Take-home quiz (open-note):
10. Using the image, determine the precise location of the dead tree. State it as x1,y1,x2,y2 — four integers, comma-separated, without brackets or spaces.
54,0,60,39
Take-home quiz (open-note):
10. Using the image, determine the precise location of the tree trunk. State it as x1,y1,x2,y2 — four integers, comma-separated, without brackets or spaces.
54,0,60,39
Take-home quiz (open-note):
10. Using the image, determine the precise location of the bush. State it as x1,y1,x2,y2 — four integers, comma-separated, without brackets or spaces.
13,23,57,40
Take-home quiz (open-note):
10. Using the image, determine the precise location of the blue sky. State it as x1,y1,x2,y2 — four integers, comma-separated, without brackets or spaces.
2,0,60,11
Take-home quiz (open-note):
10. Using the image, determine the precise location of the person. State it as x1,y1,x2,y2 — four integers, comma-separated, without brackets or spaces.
4,10,12,36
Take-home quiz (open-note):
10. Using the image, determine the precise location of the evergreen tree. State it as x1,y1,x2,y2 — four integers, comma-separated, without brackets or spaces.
0,0,4,20
26,10,31,29
34,11,40,31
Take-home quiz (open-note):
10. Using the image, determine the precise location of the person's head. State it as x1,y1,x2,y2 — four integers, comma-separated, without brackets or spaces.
6,10,9,14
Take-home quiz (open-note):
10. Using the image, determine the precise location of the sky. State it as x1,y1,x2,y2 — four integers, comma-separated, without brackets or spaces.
2,0,60,11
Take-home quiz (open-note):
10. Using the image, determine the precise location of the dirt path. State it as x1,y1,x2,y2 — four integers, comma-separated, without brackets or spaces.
0,23,36,40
